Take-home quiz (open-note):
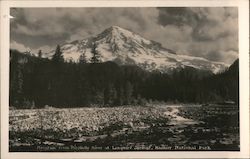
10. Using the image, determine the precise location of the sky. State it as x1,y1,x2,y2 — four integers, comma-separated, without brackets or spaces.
10,7,238,64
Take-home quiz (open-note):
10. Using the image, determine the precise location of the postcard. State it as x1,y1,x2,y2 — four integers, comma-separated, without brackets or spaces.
1,0,249,158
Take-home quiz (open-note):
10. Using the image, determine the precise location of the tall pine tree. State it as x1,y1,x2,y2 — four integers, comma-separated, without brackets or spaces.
52,45,64,63
124,82,133,105
79,53,87,63
90,43,101,63
38,50,42,58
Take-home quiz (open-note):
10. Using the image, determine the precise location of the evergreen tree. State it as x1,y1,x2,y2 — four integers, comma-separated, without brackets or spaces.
124,82,133,105
51,45,64,106
52,45,64,63
104,84,117,105
90,43,101,63
15,65,24,106
38,50,42,58
117,87,125,105
79,53,87,63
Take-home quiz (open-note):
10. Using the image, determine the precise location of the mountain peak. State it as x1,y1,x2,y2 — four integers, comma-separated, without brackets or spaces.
109,25,123,29
101,25,137,38
107,25,130,32
48,26,227,74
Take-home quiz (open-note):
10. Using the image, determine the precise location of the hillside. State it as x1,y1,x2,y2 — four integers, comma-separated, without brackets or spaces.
10,49,238,108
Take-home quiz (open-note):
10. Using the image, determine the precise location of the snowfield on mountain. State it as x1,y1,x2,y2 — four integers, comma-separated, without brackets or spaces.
47,26,227,74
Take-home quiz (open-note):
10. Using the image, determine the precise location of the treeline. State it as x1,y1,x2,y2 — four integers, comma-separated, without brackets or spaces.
9,48,239,108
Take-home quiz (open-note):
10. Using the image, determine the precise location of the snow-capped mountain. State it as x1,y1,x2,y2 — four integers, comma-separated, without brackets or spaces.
48,26,228,74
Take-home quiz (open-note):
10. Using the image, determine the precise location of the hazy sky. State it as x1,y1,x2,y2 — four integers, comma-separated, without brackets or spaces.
10,7,238,64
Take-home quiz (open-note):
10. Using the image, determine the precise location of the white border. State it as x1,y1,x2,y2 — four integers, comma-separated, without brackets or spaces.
1,0,249,158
